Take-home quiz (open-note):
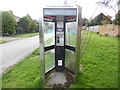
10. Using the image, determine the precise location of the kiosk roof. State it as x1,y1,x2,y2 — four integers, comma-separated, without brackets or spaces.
43,7,77,16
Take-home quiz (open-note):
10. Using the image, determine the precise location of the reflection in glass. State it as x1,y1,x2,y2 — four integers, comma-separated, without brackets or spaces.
65,49,75,73
45,49,55,72
66,22,77,46
44,22,55,47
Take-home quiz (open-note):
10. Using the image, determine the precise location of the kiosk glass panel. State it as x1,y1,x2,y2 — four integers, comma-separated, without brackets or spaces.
65,49,75,72
66,22,77,46
43,21,55,72
65,22,77,73
44,22,55,47
45,49,55,72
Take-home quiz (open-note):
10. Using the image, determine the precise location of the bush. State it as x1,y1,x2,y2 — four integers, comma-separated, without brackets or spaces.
18,14,39,33
16,26,23,34
114,11,120,25
30,22,38,33
18,16,31,33
97,32,99,34
105,33,108,36
2,11,17,36
116,35,120,38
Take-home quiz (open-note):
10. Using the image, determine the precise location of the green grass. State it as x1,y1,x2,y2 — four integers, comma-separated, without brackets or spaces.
12,32,39,37
1,31,118,88
70,32,118,88
0,40,8,44
2,48,44,88
2,37,53,88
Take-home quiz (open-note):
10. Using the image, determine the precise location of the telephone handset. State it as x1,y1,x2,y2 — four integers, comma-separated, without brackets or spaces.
56,32,64,46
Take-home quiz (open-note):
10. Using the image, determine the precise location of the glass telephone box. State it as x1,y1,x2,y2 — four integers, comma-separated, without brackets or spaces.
39,6,82,85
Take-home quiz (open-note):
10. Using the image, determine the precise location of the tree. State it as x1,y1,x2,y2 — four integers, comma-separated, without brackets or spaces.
28,16,38,32
2,11,17,36
18,14,38,33
30,22,39,32
89,14,103,26
26,14,39,33
82,18,89,26
96,0,119,13
16,26,23,34
114,10,120,25
96,0,120,25
18,15,31,33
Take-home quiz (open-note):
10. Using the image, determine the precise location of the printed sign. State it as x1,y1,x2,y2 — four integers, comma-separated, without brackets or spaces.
57,28,64,31
58,60,62,66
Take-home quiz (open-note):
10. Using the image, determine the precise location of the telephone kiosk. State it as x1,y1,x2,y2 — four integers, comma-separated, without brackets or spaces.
39,6,82,84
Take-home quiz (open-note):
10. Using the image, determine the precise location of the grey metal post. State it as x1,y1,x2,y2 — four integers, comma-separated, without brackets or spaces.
39,10,45,82
75,5,82,81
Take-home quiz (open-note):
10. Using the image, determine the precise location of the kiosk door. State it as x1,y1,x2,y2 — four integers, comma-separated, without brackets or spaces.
55,19,65,71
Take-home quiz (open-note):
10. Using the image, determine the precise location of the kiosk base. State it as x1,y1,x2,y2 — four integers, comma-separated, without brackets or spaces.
45,69,74,88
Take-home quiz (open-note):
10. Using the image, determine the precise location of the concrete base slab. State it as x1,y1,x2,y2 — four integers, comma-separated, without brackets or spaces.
47,72,67,85
46,71,74,88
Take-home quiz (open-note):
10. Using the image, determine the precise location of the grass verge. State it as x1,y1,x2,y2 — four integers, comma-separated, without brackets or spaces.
1,48,44,88
12,32,39,37
1,32,118,88
0,40,8,44
70,32,118,88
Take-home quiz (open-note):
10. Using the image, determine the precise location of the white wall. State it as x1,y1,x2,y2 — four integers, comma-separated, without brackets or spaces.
87,26,99,32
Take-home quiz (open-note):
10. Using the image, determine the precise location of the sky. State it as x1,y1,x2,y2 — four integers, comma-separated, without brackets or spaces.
0,0,119,20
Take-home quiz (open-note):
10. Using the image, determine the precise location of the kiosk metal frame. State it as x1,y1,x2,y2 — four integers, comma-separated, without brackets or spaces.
39,6,82,83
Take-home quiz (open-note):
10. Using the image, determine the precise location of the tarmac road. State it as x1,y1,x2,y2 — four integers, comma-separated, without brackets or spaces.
0,33,54,75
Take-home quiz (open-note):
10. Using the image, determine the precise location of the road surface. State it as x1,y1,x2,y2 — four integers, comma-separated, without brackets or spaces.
0,33,54,75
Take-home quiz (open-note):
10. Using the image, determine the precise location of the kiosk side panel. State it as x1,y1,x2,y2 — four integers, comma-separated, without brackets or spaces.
75,6,82,79
39,17,45,82
44,21,55,72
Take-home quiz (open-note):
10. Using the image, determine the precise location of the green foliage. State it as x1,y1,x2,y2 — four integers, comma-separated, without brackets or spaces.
82,18,89,26
1,10,38,36
0,40,8,44
30,21,39,33
114,11,120,25
2,11,17,36
18,14,39,34
18,15,31,33
16,26,23,34
26,14,39,32
12,32,39,37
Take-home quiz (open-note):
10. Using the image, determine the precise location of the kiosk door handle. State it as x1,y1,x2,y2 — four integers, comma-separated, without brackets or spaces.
57,37,59,43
